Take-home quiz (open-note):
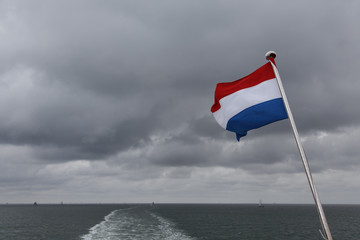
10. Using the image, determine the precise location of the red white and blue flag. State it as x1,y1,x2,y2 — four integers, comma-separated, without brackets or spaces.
211,59,288,140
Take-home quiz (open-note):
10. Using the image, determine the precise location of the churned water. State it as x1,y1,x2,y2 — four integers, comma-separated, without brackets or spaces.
81,206,193,240
1,204,360,240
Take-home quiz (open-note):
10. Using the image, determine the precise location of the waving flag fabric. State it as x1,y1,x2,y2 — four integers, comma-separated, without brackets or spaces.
211,59,288,140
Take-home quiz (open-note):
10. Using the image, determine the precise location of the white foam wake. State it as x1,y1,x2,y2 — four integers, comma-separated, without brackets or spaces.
80,207,195,240
148,211,194,240
81,209,119,240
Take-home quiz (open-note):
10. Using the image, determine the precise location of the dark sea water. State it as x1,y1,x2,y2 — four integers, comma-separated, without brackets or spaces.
0,204,359,240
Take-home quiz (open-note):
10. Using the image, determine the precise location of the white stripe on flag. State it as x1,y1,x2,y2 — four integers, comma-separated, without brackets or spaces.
213,78,281,129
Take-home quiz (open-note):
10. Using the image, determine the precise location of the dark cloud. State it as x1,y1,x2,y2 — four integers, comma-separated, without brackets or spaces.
1,0,360,203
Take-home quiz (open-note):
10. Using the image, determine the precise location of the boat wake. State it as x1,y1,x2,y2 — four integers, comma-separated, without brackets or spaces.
80,206,194,240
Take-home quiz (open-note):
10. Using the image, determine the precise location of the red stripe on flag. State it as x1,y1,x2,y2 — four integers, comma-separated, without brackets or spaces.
211,60,276,113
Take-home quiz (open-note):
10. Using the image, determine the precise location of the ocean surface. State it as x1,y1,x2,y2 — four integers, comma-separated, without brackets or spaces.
0,204,359,240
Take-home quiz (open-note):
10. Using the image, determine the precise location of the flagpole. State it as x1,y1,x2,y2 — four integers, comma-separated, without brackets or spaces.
265,51,333,240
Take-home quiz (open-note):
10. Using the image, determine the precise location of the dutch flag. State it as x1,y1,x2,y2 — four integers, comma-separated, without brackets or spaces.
211,59,288,141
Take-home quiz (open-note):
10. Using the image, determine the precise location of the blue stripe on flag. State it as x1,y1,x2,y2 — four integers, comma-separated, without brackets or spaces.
226,98,287,141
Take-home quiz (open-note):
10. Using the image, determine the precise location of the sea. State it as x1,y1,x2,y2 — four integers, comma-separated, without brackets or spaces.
0,204,359,240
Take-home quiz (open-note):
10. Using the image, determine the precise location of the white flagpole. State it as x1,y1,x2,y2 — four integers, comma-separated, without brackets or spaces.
265,51,333,240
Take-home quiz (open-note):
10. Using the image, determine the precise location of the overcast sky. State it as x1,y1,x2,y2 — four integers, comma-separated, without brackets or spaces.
1,0,359,204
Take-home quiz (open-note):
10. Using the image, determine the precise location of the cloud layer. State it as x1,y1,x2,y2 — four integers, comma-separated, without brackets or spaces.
1,0,360,204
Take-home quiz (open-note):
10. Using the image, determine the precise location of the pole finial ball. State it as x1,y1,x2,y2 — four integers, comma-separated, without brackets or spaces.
265,51,277,60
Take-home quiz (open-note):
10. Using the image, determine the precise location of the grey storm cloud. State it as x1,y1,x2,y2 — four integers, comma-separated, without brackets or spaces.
1,0,360,203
